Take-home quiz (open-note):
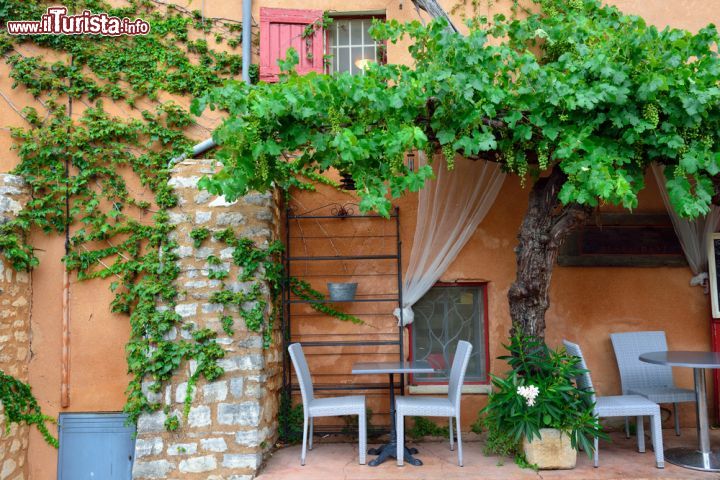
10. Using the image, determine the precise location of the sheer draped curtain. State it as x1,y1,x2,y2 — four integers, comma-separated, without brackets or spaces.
652,163,720,289
393,152,505,326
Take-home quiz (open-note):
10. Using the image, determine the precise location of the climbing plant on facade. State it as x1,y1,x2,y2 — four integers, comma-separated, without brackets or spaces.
0,0,271,439
0,371,58,448
195,0,720,339
0,0,363,441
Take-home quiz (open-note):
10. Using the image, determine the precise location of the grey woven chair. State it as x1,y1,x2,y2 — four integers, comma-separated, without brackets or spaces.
563,340,664,468
610,331,695,437
288,343,367,466
395,340,472,467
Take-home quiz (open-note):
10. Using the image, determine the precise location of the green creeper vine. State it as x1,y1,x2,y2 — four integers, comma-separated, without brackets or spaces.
0,0,268,440
302,12,333,40
199,228,284,349
196,0,720,219
0,371,58,448
190,227,211,248
289,278,363,325
199,228,364,341
301,12,332,61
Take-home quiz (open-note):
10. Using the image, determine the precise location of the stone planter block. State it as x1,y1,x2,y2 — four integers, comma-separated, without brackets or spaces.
522,428,577,470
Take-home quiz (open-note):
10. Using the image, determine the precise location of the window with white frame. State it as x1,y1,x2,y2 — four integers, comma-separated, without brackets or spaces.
327,17,385,75
411,284,488,384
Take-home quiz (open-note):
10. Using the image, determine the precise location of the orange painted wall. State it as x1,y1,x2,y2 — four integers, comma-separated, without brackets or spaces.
0,0,716,477
288,164,710,432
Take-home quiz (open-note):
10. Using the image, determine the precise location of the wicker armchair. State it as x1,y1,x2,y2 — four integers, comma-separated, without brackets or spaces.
395,340,473,466
563,340,664,468
288,343,367,466
610,331,695,437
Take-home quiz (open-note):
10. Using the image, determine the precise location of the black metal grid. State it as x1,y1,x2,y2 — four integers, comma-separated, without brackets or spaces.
281,203,404,434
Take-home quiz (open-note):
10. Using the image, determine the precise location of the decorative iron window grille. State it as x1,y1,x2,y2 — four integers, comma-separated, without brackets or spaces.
411,283,488,384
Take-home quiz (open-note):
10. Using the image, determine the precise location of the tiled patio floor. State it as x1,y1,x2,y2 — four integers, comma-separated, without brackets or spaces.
258,429,720,479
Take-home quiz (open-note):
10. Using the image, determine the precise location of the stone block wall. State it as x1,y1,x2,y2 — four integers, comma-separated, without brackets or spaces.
132,160,282,480
0,174,31,480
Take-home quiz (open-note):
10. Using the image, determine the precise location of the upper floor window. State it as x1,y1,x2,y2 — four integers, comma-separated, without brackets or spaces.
411,283,489,385
259,8,385,82
327,17,385,75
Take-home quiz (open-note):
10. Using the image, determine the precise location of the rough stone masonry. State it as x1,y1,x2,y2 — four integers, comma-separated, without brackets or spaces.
0,174,31,480
132,160,282,480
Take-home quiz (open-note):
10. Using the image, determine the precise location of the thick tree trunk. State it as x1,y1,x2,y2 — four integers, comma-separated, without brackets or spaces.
407,0,586,339
508,165,592,339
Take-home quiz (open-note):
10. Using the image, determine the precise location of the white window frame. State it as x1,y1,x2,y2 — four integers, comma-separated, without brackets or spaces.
327,14,385,75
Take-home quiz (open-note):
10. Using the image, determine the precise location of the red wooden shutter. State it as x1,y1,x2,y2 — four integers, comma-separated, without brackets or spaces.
259,8,325,82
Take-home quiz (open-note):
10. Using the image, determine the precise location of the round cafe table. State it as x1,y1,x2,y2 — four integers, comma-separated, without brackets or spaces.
639,351,720,472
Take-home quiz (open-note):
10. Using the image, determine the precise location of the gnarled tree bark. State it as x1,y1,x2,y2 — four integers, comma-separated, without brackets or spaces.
508,165,592,338
410,0,460,32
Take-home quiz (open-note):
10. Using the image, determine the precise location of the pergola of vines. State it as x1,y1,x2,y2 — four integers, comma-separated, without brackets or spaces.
197,0,720,337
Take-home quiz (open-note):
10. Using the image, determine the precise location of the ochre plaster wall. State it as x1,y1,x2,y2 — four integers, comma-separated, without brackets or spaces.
0,0,716,477
289,164,710,433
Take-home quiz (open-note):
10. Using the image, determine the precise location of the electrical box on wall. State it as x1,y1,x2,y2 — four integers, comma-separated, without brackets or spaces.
57,413,135,480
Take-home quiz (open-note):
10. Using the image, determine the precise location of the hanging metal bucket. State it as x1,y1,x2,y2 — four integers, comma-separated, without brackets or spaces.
327,282,358,302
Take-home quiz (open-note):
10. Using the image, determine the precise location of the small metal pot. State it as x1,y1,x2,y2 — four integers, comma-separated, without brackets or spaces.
327,282,358,302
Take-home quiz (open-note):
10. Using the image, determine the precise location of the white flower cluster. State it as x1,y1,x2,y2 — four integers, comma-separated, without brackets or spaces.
517,384,540,407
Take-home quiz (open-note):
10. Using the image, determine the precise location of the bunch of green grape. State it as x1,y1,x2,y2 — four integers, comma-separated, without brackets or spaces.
633,144,644,162
642,103,660,129
537,146,549,170
423,142,435,161
701,134,713,149
442,143,456,170
543,39,573,62
328,106,343,135
389,152,404,173
541,0,560,18
515,151,528,179
244,119,269,182
676,127,700,156
257,155,269,182
502,144,517,171
683,127,715,148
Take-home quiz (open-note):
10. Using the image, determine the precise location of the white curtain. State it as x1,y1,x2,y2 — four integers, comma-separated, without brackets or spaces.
652,163,720,289
393,152,505,326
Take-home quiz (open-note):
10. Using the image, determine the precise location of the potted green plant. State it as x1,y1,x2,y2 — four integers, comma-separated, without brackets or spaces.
477,334,604,469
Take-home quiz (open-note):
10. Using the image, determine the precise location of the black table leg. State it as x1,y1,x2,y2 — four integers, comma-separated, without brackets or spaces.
367,373,423,466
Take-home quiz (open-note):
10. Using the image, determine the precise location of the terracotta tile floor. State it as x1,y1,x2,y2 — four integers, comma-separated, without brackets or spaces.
258,429,720,479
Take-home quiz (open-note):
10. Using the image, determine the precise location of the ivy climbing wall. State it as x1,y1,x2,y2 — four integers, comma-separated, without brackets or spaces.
0,174,31,480
132,159,282,480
